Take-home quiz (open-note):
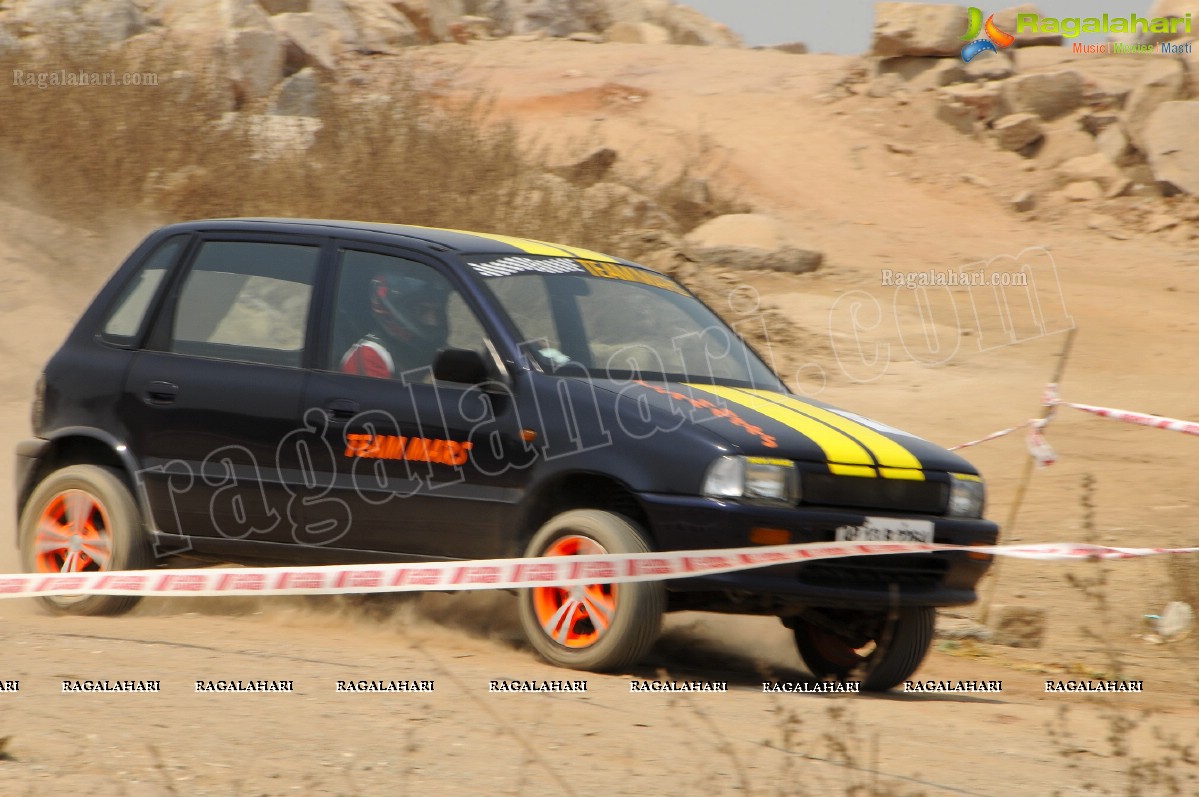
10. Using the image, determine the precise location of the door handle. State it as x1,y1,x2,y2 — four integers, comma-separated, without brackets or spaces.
324,398,360,422
144,381,179,405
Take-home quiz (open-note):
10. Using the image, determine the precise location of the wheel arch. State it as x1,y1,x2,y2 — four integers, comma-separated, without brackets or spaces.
512,471,652,556
17,428,151,544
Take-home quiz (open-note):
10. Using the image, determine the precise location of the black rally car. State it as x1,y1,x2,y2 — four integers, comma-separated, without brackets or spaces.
15,219,998,690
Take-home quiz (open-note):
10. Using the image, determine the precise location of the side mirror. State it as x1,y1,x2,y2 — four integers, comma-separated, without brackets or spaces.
433,348,490,385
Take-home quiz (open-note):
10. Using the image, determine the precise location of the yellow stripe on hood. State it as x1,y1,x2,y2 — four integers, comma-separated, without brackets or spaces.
686,385,926,480
741,389,924,477
686,384,877,471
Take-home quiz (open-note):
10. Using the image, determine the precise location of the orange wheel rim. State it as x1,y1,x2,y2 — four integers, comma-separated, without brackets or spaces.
34,489,113,574
531,535,617,649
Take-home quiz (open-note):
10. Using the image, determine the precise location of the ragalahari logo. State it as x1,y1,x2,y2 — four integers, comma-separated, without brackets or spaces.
960,7,1014,62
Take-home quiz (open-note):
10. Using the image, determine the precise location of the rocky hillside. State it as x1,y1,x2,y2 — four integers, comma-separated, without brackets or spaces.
3,0,1199,248
0,0,741,106
855,2,1199,239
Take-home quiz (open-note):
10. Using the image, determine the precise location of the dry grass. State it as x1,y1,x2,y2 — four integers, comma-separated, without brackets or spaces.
0,37,732,255
1,36,814,363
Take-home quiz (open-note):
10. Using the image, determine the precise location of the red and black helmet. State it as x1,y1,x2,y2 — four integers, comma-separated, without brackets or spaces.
369,272,450,349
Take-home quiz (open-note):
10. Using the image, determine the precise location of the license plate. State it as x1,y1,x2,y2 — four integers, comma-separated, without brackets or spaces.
834,517,934,543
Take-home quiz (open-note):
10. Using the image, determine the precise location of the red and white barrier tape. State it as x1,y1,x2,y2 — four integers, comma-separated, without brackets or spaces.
1044,384,1199,437
949,384,1198,456
948,420,1035,451
2,541,1197,599
1025,420,1056,468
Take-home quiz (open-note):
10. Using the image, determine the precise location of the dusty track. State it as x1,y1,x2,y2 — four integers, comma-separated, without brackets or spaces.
1,39,1197,796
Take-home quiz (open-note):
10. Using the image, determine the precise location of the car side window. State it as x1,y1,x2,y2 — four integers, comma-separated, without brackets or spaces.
169,241,319,368
330,250,486,379
101,235,187,343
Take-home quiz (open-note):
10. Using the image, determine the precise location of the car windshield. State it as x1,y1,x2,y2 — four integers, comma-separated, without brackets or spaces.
467,255,785,389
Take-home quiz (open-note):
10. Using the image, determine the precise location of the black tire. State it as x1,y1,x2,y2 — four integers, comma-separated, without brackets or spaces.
517,509,664,672
18,464,152,616
791,606,935,692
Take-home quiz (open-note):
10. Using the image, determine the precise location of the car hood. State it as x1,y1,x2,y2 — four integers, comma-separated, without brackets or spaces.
593,379,977,477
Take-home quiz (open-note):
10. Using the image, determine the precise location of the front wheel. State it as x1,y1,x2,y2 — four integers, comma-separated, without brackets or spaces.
18,464,152,616
790,606,935,692
518,510,664,672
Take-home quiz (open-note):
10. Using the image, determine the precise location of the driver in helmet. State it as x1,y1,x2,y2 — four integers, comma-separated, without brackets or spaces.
339,272,450,379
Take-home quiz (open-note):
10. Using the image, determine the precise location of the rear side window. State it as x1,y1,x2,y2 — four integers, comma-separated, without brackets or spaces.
101,235,186,343
169,241,319,367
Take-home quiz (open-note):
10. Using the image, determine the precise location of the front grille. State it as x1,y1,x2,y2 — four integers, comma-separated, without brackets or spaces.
802,473,947,514
796,555,949,591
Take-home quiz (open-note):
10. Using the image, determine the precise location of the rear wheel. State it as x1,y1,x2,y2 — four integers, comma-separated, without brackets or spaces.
19,464,151,616
518,510,664,672
790,606,935,692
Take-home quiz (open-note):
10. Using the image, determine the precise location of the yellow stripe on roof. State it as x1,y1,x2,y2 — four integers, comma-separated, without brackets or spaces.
532,241,619,263
743,390,924,476
396,224,620,263
686,384,877,470
451,230,573,256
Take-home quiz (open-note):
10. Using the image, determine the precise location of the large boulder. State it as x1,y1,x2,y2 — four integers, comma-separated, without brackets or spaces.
871,2,968,58
475,0,612,37
223,1,286,103
268,67,323,116
310,0,420,53
684,214,823,274
1056,153,1124,190
602,0,671,25
603,20,670,44
1143,101,1199,194
226,26,287,102
12,0,147,45
271,12,341,71
992,113,1044,152
1000,70,1085,121
1032,119,1099,167
1096,124,1135,166
877,57,966,89
1122,59,1187,152
654,3,742,46
1141,1,1198,42
938,82,1010,125
155,0,286,103
157,0,223,31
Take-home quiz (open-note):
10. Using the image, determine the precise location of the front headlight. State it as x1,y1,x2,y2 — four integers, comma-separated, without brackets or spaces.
702,456,799,504
947,473,985,518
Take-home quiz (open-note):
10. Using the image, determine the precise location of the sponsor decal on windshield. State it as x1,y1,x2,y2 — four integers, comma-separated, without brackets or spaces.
579,261,688,294
469,255,687,295
469,256,584,277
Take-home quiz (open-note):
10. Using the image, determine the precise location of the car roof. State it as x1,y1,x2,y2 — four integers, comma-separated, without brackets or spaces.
164,217,649,270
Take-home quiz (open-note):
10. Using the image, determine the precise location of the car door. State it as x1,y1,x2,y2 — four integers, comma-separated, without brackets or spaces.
300,244,531,560
121,233,331,555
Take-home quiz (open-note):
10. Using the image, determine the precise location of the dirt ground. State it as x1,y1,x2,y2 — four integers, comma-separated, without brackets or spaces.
1,40,1197,796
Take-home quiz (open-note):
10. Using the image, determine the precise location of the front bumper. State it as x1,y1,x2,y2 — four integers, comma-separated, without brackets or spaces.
640,493,999,610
